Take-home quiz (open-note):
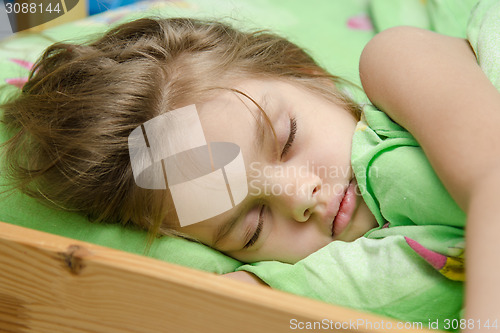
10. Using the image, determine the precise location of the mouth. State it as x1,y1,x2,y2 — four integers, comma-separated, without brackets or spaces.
331,180,358,239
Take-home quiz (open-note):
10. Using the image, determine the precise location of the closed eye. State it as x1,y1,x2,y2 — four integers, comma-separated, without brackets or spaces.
280,117,297,158
244,205,265,249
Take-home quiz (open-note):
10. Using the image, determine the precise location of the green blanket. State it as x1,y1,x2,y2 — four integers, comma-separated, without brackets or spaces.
467,0,500,91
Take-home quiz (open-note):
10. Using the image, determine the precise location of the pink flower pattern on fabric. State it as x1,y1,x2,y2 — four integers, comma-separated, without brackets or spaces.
405,237,465,281
5,58,33,89
347,14,373,31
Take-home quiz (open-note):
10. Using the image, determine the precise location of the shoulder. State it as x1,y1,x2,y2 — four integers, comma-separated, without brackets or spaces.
359,26,476,124
358,26,500,209
359,25,473,75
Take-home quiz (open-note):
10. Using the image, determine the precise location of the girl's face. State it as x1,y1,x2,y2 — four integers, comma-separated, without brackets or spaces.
181,79,377,264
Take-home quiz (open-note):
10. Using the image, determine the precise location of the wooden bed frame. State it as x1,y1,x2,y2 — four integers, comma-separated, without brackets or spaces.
0,220,439,333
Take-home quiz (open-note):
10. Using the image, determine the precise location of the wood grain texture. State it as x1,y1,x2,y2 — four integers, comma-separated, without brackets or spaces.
0,221,437,333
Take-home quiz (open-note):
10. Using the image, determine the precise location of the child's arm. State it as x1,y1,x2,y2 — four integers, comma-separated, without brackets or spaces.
359,26,500,329
359,26,500,210
466,168,500,327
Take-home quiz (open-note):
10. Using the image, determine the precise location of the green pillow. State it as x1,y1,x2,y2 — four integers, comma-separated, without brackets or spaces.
0,0,374,273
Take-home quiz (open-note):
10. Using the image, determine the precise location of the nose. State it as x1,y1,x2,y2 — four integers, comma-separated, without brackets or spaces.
254,166,322,222
288,181,320,222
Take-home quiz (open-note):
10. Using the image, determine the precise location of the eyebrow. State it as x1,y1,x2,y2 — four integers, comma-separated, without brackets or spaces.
212,202,248,247
254,94,270,152
229,89,275,153
256,94,279,155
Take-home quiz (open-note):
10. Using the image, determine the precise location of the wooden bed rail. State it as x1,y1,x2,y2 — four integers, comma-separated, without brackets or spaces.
0,221,437,333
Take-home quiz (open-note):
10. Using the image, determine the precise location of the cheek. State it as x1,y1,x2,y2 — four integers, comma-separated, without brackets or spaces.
303,142,353,180
179,223,216,247
240,225,330,263
309,117,356,156
323,125,356,168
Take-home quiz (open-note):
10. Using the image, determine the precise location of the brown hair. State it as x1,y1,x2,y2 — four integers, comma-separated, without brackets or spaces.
0,17,361,240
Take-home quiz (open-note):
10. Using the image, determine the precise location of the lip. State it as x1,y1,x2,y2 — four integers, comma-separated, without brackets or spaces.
330,180,358,239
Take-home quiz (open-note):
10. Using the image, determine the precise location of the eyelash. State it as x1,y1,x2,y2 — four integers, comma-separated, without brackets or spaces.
243,117,296,249
244,205,265,249
280,117,297,158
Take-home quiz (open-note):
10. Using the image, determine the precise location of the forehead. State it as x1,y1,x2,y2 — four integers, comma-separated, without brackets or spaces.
196,81,281,168
197,87,265,140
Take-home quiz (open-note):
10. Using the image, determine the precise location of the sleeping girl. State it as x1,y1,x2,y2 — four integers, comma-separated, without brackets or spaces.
1,0,499,330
